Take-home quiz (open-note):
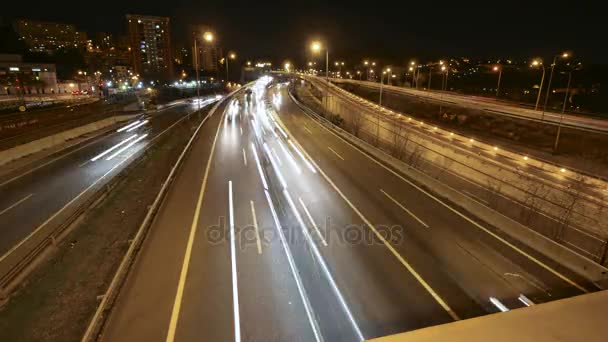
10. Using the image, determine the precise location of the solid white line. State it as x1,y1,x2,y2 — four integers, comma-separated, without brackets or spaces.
251,143,268,190
462,189,489,204
242,148,247,166
296,98,590,294
288,139,316,173
489,297,509,312
116,120,141,133
250,200,263,254
106,134,148,160
283,189,363,340
298,197,328,246
304,127,313,134
277,113,460,321
380,189,429,228
264,190,323,342
125,119,149,132
90,134,138,161
0,193,33,216
240,126,243,135
166,106,225,342
228,181,242,342
328,146,345,161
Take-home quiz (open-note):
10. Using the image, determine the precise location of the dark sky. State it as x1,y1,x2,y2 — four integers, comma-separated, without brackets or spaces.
4,0,607,65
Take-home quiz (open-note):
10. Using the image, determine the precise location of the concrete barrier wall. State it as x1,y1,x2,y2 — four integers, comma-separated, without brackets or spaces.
289,87,608,286
0,115,133,166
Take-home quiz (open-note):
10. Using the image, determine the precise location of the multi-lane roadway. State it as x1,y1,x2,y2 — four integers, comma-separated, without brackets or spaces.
0,97,218,264
97,78,598,342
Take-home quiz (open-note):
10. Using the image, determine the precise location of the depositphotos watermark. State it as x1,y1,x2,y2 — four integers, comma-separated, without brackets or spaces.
206,216,405,249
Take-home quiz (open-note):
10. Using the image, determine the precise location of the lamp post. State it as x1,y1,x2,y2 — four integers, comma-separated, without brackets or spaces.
379,69,389,105
553,70,573,152
194,31,214,111
225,52,236,83
542,52,570,120
493,65,502,98
311,41,329,113
530,59,545,111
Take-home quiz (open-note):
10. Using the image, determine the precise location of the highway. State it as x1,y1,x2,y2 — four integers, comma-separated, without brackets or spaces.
0,97,218,262
331,78,608,132
98,78,597,342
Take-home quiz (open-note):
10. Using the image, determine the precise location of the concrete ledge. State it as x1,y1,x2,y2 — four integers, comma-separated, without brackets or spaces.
288,88,608,286
0,115,134,166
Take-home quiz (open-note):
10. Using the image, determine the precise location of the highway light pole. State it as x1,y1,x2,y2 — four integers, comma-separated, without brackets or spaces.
542,52,570,120
311,41,329,114
493,65,502,98
553,71,572,152
531,59,545,111
379,69,389,106
226,52,236,83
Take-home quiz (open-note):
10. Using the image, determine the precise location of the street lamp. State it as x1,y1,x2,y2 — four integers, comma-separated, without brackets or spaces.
379,69,390,105
493,65,502,98
225,52,236,82
530,59,546,111
554,69,573,152
311,40,329,113
194,31,214,110
542,51,570,120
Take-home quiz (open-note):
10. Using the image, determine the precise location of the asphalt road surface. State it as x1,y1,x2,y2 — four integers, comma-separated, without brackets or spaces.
99,78,598,342
0,97,218,261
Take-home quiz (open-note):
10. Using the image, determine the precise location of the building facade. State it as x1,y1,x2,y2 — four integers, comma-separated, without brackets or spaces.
126,14,173,81
13,19,87,52
0,55,58,95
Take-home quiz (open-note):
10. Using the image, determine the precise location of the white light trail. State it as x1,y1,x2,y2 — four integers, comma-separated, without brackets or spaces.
283,189,364,341
116,120,141,132
271,147,283,166
288,139,316,173
228,181,242,342
489,297,509,312
518,294,534,307
251,143,268,190
105,134,148,160
263,189,323,342
126,119,149,132
278,140,302,174
263,143,287,189
90,134,138,161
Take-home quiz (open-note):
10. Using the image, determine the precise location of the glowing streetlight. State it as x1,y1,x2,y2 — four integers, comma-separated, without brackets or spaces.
493,65,502,98
247,61,251,66
310,40,329,111
530,59,545,110
225,51,237,82
203,31,214,42
542,51,571,119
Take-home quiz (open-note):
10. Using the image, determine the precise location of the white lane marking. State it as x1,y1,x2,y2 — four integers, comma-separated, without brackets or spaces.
90,134,138,161
166,106,225,342
283,189,363,341
251,143,268,190
271,147,283,166
278,140,302,174
297,101,590,294
278,117,461,321
518,294,535,306
304,127,313,134
288,139,316,174
489,297,509,312
116,120,141,132
263,143,287,189
250,200,263,254
298,197,328,246
240,126,243,135
228,181,242,342
0,193,33,216
125,119,149,132
264,190,323,342
106,134,148,161
380,189,429,228
78,159,91,168
328,146,345,161
242,148,247,166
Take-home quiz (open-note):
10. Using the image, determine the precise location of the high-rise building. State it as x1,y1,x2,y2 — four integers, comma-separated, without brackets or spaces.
126,14,173,81
13,19,87,52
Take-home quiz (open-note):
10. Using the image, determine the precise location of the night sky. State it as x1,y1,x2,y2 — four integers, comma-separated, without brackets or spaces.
3,1,606,65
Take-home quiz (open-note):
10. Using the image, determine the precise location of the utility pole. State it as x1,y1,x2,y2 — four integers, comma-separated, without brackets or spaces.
553,71,572,152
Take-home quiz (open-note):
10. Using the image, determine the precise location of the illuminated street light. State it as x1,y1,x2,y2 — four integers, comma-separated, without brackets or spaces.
493,65,502,98
542,51,571,120
247,61,251,66
310,40,329,112
225,51,237,82
530,59,545,110
203,31,214,42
